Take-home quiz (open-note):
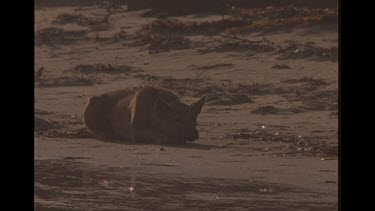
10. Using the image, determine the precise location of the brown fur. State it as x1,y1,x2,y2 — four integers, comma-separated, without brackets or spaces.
83,86,206,144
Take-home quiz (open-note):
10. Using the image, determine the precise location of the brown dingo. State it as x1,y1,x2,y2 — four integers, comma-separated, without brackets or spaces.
83,86,206,144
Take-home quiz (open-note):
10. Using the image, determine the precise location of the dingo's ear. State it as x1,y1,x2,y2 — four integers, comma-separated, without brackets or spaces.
190,95,206,117
155,99,169,116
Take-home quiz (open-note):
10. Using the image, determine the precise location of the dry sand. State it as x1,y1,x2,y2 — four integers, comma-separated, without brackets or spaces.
35,4,338,210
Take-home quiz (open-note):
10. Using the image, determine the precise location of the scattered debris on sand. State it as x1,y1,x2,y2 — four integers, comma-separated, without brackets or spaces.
35,126,95,139
228,7,337,34
66,64,136,75
196,34,275,53
290,90,338,112
272,64,291,69
143,18,248,35
251,106,280,115
35,27,89,46
142,6,337,35
129,33,191,53
283,77,328,86
36,75,97,87
189,63,234,70
52,12,112,30
137,0,337,17
52,13,89,25
226,128,337,157
276,42,338,62
35,117,61,130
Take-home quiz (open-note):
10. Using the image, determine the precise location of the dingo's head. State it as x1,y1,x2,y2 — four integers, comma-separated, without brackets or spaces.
155,95,206,142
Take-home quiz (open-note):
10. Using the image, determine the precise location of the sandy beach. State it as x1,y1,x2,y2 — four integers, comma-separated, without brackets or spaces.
35,2,338,210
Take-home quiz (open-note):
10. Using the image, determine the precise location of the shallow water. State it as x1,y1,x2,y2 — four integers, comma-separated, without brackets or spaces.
35,159,337,210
